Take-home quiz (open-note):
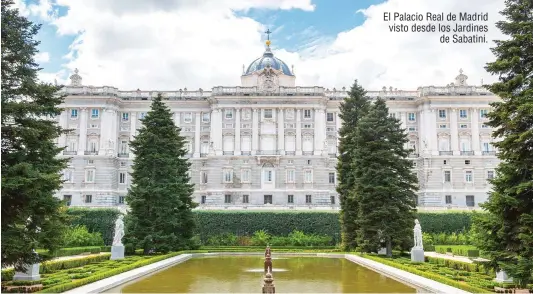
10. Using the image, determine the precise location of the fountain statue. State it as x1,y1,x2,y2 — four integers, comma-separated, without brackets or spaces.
262,272,275,293
111,215,125,260
264,253,273,274
265,245,271,257
410,219,425,262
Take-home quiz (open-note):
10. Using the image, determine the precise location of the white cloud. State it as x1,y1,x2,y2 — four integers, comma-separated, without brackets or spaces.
35,51,50,63
13,0,57,21
41,0,505,90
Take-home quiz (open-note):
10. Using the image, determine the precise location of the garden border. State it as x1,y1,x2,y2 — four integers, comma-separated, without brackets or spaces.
62,252,473,293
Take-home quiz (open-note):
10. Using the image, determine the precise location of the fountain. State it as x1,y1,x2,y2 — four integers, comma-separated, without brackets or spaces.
262,246,276,293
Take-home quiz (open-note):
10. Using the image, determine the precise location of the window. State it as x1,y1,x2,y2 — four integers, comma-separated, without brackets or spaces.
201,196,206,204
288,160,293,164
443,160,447,165
307,160,312,165
224,124,233,129
329,172,335,184
304,109,311,118
63,169,73,183
183,113,192,123
264,195,273,204
438,109,446,118
241,169,250,183
286,170,295,183
264,109,273,119
91,109,99,119
118,196,125,204
444,171,451,182
202,112,210,122
120,161,127,167
242,195,249,204
90,124,98,129
487,170,494,180
87,160,93,165
445,195,452,204
288,195,294,204
305,195,312,204
303,124,312,129
139,112,146,119
85,169,95,183
120,140,129,155
201,171,208,184
122,112,129,121
223,169,233,183
119,172,126,184
63,195,72,206
327,113,334,122
264,170,273,182
330,196,336,204
482,142,491,152
459,109,468,119
89,141,98,152
480,109,489,118
225,109,233,119
465,160,471,165
482,124,490,128
460,124,468,128
70,109,79,119
224,194,232,204
465,171,473,182
466,195,475,207
408,127,417,131
242,123,251,129
439,124,448,128
84,194,92,203
408,113,416,121
304,170,313,183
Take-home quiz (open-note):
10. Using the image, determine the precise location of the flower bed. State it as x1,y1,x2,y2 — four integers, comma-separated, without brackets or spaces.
363,254,496,293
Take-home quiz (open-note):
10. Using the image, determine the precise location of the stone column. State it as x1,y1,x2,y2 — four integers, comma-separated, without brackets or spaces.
58,110,68,148
193,112,201,158
314,108,326,155
336,111,341,151
173,112,181,128
400,112,408,149
450,109,459,155
214,109,223,156
428,109,438,155
471,108,481,155
252,108,259,155
277,108,284,155
418,108,427,155
98,109,109,155
129,112,137,159
235,109,241,155
110,110,118,156
77,108,88,155
296,109,302,155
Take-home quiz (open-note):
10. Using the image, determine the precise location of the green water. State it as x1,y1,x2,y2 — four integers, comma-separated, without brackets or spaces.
106,255,418,293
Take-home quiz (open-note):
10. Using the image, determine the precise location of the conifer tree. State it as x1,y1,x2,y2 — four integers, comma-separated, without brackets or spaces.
1,0,69,269
336,80,370,250
353,98,418,257
472,0,533,287
123,94,198,254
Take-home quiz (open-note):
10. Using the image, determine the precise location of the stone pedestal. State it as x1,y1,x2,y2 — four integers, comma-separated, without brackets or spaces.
495,270,513,283
111,245,125,260
377,247,387,255
13,263,40,281
411,247,425,263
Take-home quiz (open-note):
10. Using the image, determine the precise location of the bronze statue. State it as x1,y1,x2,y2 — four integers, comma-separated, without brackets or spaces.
265,245,271,257
264,253,272,273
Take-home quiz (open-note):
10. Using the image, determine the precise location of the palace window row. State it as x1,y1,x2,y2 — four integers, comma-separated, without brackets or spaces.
201,194,336,205
201,170,337,184
442,170,494,183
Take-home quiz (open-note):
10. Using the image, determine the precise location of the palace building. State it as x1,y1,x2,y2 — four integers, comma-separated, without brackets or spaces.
55,37,500,210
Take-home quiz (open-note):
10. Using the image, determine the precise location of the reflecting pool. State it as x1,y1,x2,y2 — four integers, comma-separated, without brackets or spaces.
105,255,419,293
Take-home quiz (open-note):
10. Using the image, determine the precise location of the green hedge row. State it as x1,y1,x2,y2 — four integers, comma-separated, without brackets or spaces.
36,246,111,258
435,245,480,257
66,209,474,245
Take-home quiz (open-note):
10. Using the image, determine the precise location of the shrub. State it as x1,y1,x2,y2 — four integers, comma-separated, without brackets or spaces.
37,246,104,258
435,245,481,257
66,208,121,245
250,230,271,246
61,225,104,247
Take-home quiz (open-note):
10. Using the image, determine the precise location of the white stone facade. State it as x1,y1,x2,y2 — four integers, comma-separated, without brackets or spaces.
55,46,500,210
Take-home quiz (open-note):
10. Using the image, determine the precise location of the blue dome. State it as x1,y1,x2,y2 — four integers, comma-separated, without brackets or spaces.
244,47,293,76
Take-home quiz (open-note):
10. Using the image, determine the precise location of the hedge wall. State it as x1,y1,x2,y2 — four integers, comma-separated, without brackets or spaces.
66,208,122,245
66,208,474,245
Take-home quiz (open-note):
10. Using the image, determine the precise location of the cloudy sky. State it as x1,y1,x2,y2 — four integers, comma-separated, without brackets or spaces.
15,0,506,91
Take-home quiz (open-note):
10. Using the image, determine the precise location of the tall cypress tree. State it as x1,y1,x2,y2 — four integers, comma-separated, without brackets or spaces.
353,98,418,257
336,80,370,250
1,0,69,269
123,94,198,254
472,0,533,287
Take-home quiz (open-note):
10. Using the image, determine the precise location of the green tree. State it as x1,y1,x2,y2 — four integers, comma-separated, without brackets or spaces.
123,94,198,254
472,0,533,287
353,98,418,257
1,0,69,270
336,80,371,250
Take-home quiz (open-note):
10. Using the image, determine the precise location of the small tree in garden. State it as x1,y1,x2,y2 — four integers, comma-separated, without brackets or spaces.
123,94,198,254
472,0,533,287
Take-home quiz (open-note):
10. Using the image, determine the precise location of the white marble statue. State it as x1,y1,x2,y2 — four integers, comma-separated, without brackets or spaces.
112,215,124,246
413,219,423,249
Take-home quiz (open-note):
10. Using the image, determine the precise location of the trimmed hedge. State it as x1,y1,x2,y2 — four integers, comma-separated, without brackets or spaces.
65,209,474,245
67,208,122,245
37,246,107,258
435,245,480,257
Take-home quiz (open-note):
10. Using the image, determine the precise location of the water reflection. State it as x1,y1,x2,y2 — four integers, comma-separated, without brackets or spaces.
105,256,417,293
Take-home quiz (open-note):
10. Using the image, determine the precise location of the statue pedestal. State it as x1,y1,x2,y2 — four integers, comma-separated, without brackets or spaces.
410,247,425,263
111,245,125,260
495,270,513,283
13,263,40,281
377,247,387,255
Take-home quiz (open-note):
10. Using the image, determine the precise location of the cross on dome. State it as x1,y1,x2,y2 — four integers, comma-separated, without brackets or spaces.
265,29,272,47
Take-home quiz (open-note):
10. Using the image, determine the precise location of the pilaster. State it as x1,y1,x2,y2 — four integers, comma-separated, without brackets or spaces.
235,109,241,155
58,110,68,149
252,108,259,155
277,108,284,155
450,108,459,155
428,109,438,155
98,109,109,155
471,108,481,155
129,112,137,159
296,109,302,155
214,108,223,156
193,112,201,158
77,108,88,155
